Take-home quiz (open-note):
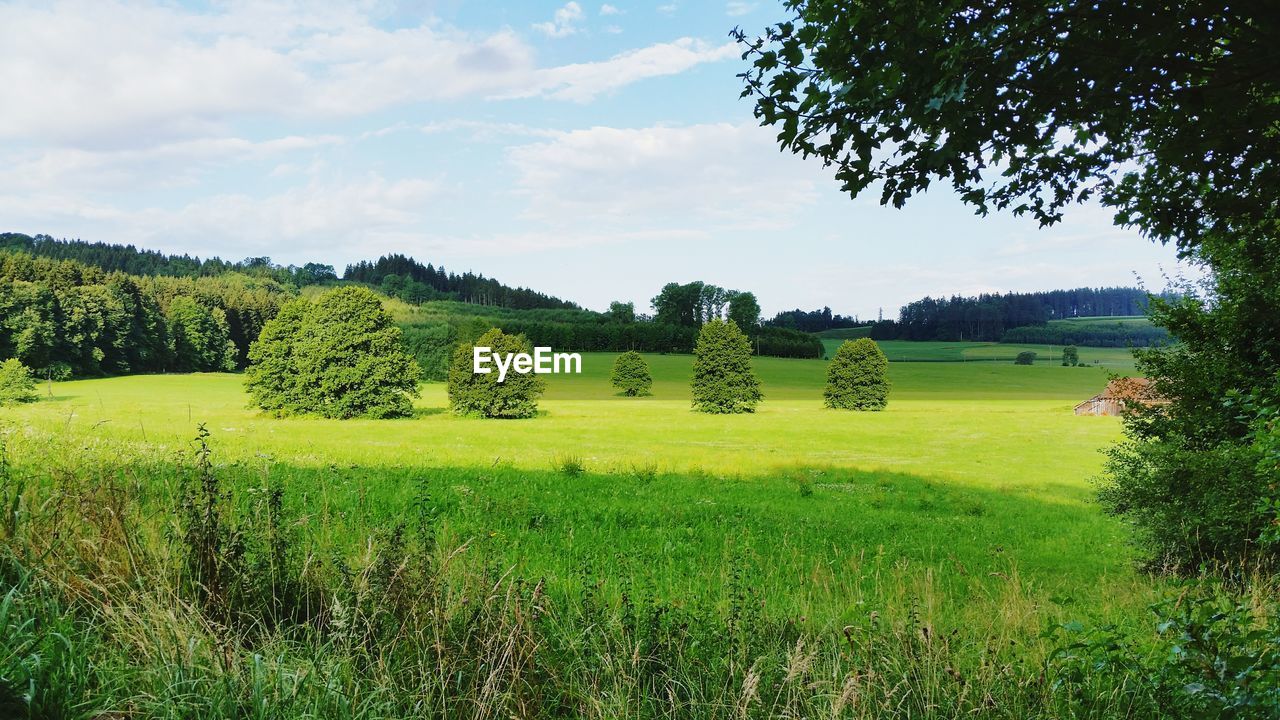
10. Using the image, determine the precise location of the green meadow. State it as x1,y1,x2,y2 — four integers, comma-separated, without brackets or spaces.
9,353,1147,624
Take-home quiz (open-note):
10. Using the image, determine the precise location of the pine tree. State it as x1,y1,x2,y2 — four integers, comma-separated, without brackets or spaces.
611,351,653,396
690,319,762,414
824,339,889,410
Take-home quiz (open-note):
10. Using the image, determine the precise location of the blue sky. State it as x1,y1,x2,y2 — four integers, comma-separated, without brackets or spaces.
0,0,1188,318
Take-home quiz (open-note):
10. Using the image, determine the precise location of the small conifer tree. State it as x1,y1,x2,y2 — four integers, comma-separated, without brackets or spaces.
824,338,890,410
690,319,762,414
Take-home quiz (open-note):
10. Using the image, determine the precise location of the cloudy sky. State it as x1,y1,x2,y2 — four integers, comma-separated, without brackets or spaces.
0,0,1188,318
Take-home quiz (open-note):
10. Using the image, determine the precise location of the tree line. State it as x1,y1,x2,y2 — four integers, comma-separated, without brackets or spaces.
767,306,868,333
0,232,340,287
870,287,1163,342
344,254,579,310
0,251,292,376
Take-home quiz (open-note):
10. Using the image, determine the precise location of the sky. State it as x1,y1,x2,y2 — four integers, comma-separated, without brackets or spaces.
0,0,1190,319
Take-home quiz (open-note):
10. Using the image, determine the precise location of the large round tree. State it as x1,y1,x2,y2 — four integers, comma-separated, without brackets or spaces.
824,338,889,410
245,287,420,419
448,327,545,419
691,319,762,414
611,351,653,397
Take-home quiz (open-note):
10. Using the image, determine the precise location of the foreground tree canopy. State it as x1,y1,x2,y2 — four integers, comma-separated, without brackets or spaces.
738,2,1280,570
448,328,545,419
691,319,762,414
245,287,420,419
824,339,889,410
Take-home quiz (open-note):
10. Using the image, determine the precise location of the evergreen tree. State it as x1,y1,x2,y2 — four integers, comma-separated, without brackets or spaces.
691,319,762,414
0,358,37,405
824,339,889,410
245,287,420,419
611,351,653,396
447,328,545,418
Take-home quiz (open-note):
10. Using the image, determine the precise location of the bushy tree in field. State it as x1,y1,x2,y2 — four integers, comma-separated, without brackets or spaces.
691,319,761,414
448,327,544,418
611,351,652,396
1014,351,1037,366
1062,345,1079,367
0,358,37,405
167,296,237,372
727,291,761,333
245,287,420,419
824,338,889,410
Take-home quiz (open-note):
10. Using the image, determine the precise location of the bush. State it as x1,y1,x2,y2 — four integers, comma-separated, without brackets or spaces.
245,287,421,419
0,359,37,405
824,338,890,410
447,327,545,418
1062,345,1079,366
611,351,652,396
1014,351,1037,365
43,361,72,382
1047,590,1280,718
691,319,762,414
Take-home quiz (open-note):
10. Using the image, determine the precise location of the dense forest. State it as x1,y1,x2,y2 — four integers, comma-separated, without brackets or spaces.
0,232,339,287
870,287,1163,342
0,251,292,376
767,307,869,333
345,254,579,310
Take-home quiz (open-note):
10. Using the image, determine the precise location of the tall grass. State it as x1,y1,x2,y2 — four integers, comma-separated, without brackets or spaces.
0,425,1273,718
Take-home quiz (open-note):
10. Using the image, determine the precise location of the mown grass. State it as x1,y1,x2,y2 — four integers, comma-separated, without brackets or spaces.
0,349,1195,717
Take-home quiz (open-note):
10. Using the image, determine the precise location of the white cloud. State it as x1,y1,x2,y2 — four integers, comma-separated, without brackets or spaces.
600,4,623,16
0,1,729,149
506,122,819,231
726,2,757,16
517,38,737,102
657,3,678,16
532,2,585,38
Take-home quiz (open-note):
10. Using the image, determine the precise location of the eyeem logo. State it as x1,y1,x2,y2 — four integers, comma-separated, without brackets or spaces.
473,347,582,382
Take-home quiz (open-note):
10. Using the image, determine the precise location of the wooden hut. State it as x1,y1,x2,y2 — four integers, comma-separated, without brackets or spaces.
1074,377,1168,416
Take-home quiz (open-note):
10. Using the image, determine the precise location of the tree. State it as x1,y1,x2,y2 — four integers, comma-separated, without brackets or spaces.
167,296,237,372
448,327,544,418
691,319,762,414
245,287,420,419
727,291,762,333
611,351,653,396
1062,345,1079,367
0,358,37,405
1014,351,1037,366
608,301,636,324
824,339,889,410
736,5,1280,569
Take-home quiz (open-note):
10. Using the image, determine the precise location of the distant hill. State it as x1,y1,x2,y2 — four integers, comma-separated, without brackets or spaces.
1001,316,1171,347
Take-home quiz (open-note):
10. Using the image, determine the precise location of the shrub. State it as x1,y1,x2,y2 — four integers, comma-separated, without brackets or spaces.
0,359,37,406
447,327,545,418
1014,351,1037,365
824,338,890,410
1062,345,1079,366
43,362,72,382
245,287,421,419
690,319,762,414
611,351,653,396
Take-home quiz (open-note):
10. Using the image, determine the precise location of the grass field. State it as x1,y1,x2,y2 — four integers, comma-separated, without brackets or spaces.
10,353,1140,615
819,339,1140,367
2,350,1177,717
